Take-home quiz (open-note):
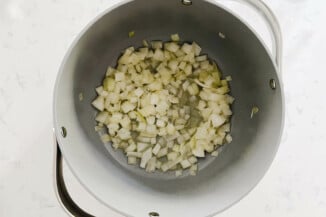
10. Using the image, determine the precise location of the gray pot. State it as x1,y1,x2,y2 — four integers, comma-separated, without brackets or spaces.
53,0,284,216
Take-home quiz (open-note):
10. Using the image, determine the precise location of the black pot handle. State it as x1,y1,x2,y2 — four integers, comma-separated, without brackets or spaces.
53,136,95,217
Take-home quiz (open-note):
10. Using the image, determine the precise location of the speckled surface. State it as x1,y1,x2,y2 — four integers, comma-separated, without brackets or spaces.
0,0,326,216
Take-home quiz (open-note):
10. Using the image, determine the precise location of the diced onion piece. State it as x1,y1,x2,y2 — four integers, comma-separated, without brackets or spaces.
189,164,198,176
106,67,115,76
95,111,108,123
188,156,198,164
210,114,226,128
95,125,103,132
134,88,144,97
79,93,84,101
121,101,136,113
180,159,192,169
225,134,233,143
96,86,104,95
168,60,179,72
156,119,166,128
166,123,176,135
115,72,125,81
127,152,142,158
175,170,182,177
165,42,180,53
120,116,131,129
137,142,149,152
194,79,212,89
143,40,149,47
161,162,170,172
101,134,111,143
195,55,207,62
92,96,105,111
152,144,161,155
151,41,163,49
187,83,199,95
167,152,178,161
117,128,131,140
179,61,187,70
125,143,136,152
146,124,157,134
192,42,202,56
109,113,123,123
146,116,156,125
138,137,151,143
184,64,192,76
140,148,152,168
146,157,157,172
128,31,135,38
103,77,115,91
150,93,159,105
157,147,168,158
182,80,190,91
107,123,119,136
157,128,166,136
251,106,259,118
218,32,226,39
195,126,208,139
171,33,180,42
211,150,219,157
128,156,137,165
148,81,163,91
192,146,205,157
181,43,192,54
153,48,164,61
93,36,234,175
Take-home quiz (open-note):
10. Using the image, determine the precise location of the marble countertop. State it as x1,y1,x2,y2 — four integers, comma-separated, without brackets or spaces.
1,0,325,216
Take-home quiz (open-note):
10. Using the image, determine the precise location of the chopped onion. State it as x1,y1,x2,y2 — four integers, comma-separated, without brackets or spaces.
175,170,182,177
171,33,180,42
152,144,161,155
140,148,152,168
117,128,131,140
95,111,108,123
92,96,105,111
101,134,111,143
128,31,135,38
92,35,234,175
251,106,259,118
180,159,192,169
128,156,137,165
127,152,142,158
165,42,180,53
137,142,149,152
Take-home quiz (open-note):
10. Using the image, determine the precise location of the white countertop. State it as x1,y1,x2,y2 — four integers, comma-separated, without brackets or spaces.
1,0,325,216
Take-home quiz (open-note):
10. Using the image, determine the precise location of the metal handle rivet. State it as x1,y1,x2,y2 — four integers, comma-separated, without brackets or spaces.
181,0,192,6
269,79,276,90
61,127,67,138
149,212,160,217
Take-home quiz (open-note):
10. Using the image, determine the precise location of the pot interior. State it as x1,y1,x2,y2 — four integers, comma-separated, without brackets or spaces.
54,0,283,216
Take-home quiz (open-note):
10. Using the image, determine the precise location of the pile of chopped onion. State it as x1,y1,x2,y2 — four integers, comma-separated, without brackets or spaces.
92,34,234,176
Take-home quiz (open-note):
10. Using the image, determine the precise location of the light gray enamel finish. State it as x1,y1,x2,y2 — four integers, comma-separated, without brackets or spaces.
53,0,284,217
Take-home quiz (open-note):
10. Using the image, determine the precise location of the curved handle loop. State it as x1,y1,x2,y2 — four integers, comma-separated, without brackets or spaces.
224,0,283,73
53,136,95,217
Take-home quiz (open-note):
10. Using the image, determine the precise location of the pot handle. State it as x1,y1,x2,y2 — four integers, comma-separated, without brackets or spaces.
220,0,282,73
53,136,95,217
